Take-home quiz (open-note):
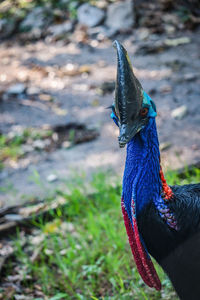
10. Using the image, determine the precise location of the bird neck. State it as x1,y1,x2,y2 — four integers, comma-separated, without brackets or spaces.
122,118,172,222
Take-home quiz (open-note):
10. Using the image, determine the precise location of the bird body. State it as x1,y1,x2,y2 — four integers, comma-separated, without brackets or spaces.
111,40,200,299
139,184,200,300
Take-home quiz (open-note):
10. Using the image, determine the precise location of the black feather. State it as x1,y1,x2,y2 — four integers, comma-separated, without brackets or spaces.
138,183,200,299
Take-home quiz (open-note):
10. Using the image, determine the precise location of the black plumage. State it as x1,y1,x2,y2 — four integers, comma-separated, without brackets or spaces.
138,184,200,300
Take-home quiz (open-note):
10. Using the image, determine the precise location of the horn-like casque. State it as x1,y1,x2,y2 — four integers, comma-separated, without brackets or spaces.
113,40,143,123
113,40,144,147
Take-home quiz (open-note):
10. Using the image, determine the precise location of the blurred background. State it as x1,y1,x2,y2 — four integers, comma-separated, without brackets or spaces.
0,0,200,299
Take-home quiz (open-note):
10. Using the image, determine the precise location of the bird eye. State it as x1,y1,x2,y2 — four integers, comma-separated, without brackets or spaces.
140,107,149,117
112,105,117,115
111,104,120,119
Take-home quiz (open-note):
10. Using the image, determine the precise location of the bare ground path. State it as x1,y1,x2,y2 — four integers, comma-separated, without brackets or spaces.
0,29,200,207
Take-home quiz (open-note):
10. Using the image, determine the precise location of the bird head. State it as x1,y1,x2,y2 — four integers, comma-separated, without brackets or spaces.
111,40,157,148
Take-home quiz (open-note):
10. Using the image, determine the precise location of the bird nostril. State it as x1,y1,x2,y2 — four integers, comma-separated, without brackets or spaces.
120,136,128,142
119,137,124,142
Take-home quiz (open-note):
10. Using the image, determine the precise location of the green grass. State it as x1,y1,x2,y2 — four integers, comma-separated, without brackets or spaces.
3,169,200,299
0,134,24,162
0,128,53,165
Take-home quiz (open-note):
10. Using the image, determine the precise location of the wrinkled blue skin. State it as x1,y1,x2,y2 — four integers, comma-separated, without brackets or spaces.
122,117,162,222
111,92,169,225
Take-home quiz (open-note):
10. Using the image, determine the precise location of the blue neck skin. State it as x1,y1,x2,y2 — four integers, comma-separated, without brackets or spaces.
122,118,162,223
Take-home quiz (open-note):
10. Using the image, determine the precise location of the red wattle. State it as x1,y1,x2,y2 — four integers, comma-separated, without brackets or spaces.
121,198,161,291
132,201,161,290
159,167,173,200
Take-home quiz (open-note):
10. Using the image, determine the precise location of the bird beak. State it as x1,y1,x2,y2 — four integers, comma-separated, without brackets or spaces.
113,40,144,147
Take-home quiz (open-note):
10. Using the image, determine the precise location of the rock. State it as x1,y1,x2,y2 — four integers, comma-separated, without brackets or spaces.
60,63,91,77
44,139,51,147
101,26,118,38
21,145,34,154
20,7,52,34
164,24,175,34
33,140,46,150
160,85,172,94
48,21,73,39
21,28,43,40
7,83,26,95
62,141,72,148
95,0,108,9
136,28,150,41
5,214,23,221
162,13,179,27
106,0,135,31
39,94,53,102
87,26,117,39
171,105,188,120
77,3,105,27
47,174,58,182
184,73,198,81
0,19,16,39
27,86,41,95
14,295,30,300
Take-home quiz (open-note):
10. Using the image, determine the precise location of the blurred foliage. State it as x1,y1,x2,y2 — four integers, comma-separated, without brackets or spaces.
0,0,97,21
0,128,53,166
0,133,24,163
0,0,198,36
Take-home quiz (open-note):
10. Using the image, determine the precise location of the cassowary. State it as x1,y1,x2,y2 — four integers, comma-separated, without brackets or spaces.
110,40,200,300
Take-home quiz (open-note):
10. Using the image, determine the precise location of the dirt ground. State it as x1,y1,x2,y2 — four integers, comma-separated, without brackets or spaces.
0,29,200,208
